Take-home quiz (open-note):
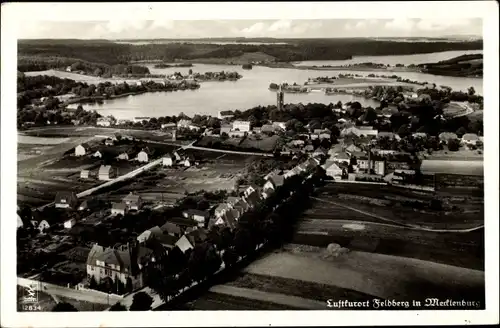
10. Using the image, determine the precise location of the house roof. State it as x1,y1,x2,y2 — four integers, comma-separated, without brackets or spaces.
55,191,77,204
245,190,262,207
160,221,183,235
155,233,179,247
462,133,479,141
269,175,285,188
112,202,127,211
215,203,230,213
439,132,458,140
123,192,141,203
167,217,198,227
222,210,238,229
183,209,209,217
78,143,90,149
185,229,208,246
98,165,113,175
336,152,350,160
326,162,342,172
233,199,250,212
261,124,274,132
86,243,153,271
377,132,395,138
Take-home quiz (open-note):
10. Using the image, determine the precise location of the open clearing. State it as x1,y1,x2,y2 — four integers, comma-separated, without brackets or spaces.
244,250,484,301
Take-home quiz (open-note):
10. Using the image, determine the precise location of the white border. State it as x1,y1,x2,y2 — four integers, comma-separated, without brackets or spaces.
2,2,499,327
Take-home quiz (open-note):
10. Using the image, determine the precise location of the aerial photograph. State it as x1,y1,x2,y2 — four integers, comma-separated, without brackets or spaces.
14,15,485,313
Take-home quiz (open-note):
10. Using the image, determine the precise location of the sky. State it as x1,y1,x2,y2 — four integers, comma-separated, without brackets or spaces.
16,18,482,40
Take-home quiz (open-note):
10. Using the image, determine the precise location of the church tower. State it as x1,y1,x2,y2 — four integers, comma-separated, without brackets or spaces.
277,84,284,111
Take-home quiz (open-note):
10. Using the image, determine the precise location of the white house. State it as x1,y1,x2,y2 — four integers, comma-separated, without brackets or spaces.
80,170,90,179
182,209,209,227
232,120,251,132
326,162,343,179
97,118,111,127
64,218,77,229
161,123,177,130
272,122,287,131
137,150,149,163
123,192,142,211
177,119,193,129
38,220,51,233
111,203,127,216
98,165,116,181
55,192,78,209
93,150,102,158
116,152,130,161
75,144,88,157
162,155,174,167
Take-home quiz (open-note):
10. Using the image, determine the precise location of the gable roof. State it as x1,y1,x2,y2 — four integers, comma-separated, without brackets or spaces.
112,202,127,211
167,217,198,228
221,210,238,229
244,190,262,207
55,191,77,204
123,192,141,203
183,209,209,218
160,221,183,235
185,229,208,246
98,165,113,175
462,133,479,141
269,175,285,188
215,203,230,214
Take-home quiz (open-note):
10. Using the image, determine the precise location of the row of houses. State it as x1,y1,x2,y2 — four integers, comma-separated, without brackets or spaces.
81,165,117,181
75,143,152,163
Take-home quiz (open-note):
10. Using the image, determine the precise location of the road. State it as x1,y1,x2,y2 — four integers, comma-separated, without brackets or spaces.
184,145,273,157
311,197,484,233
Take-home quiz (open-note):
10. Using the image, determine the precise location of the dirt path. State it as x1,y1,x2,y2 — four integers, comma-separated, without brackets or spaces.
244,251,484,300
311,197,484,233
210,285,326,309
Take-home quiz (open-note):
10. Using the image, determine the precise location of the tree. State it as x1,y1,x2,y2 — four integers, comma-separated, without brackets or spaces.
447,138,460,151
129,292,153,311
467,86,476,96
52,302,78,312
109,302,127,311
222,247,238,268
397,124,411,138
455,126,468,137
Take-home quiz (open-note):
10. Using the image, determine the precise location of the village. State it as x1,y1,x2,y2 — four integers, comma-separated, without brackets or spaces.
16,81,485,311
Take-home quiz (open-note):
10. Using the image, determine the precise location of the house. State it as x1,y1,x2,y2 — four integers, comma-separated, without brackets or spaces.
137,226,163,244
243,184,260,198
86,243,153,291
104,139,114,146
98,165,116,181
17,214,24,228
116,152,130,161
345,144,362,155
182,209,209,227
218,110,234,120
55,192,78,209
78,199,99,211
38,220,51,233
226,196,241,208
173,151,182,162
304,144,315,152
261,188,274,200
167,217,199,231
290,139,305,147
439,132,458,143
75,143,89,157
272,122,287,131
162,154,174,167
175,229,208,253
212,209,238,230
64,218,77,229
80,170,90,179
214,203,230,218
252,127,262,134
188,124,201,131
319,133,331,140
228,130,246,138
97,118,111,127
66,66,72,72
123,192,142,211
183,157,192,167
325,162,343,179
160,221,184,238
161,123,177,130
462,133,479,145
133,117,151,123
93,150,102,158
261,124,275,134
377,132,396,139
177,119,193,129
313,147,328,158
243,190,262,209
263,175,285,191
137,150,149,163
335,152,350,164
111,203,128,216
220,124,232,135
412,132,428,139
232,199,250,216
232,120,251,132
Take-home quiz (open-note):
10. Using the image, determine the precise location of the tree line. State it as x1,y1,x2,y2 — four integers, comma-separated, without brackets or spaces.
18,39,483,64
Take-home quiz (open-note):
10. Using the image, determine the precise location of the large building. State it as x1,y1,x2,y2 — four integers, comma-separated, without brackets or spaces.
277,84,284,111
86,243,153,291
232,120,251,132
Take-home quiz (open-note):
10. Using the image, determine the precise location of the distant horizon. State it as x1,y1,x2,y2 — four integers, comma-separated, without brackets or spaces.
19,35,483,41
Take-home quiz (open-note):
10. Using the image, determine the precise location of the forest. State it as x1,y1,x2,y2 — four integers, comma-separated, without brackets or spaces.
18,38,483,67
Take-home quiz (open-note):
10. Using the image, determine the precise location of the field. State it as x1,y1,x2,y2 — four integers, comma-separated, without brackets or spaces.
195,135,280,153
176,181,484,310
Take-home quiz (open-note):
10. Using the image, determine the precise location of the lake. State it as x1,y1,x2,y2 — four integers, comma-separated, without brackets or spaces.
293,50,483,67
26,51,483,120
